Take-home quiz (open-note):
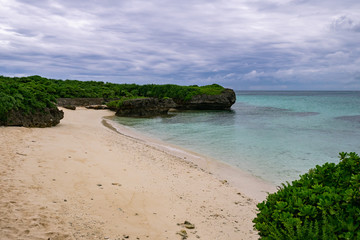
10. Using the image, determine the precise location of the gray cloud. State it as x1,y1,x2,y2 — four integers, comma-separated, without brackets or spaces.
331,15,360,32
0,0,360,89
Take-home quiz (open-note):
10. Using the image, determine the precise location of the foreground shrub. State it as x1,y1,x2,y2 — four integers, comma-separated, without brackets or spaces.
253,152,360,239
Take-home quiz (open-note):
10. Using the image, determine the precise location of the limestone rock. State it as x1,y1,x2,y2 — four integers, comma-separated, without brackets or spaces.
175,88,236,110
116,98,176,117
1,107,64,127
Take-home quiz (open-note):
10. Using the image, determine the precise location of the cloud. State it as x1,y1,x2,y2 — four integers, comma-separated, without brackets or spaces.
331,15,360,32
0,0,360,89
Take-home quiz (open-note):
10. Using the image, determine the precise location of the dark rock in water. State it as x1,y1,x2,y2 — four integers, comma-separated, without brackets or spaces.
85,105,109,110
63,105,76,110
175,88,236,110
116,98,176,117
1,107,64,127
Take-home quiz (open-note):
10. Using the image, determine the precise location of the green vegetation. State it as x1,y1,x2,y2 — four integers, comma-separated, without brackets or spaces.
0,75,225,122
0,76,56,122
0,75,224,100
131,83,225,101
253,152,360,239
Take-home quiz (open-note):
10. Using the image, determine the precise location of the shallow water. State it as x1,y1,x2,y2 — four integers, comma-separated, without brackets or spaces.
114,91,360,185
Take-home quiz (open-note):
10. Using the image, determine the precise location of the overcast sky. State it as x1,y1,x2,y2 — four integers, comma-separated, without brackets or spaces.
1,0,360,90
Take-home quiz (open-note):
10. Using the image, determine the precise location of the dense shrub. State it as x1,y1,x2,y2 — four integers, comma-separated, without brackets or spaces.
0,76,56,122
130,83,224,101
253,152,360,239
0,76,225,101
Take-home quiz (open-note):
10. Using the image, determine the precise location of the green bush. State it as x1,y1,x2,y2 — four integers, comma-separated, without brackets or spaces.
253,152,360,239
106,96,146,109
0,76,56,122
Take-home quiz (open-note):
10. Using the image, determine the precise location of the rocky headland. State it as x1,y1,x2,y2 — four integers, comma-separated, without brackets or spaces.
114,88,236,117
174,88,236,110
56,88,236,117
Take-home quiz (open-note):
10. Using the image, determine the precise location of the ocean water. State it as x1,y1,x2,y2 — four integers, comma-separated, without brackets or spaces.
114,91,360,185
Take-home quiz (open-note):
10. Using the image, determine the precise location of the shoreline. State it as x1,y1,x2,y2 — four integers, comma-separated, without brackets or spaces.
103,116,276,201
0,108,271,239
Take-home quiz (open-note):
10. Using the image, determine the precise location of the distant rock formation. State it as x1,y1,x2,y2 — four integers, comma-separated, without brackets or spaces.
57,98,106,107
115,98,176,117
1,107,64,127
174,88,236,110
57,89,236,118
57,89,236,111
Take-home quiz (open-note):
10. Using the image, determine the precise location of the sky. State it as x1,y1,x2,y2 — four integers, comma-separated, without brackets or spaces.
0,0,360,90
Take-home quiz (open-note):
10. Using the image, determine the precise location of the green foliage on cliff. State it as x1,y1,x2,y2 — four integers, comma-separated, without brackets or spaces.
253,152,360,239
106,96,147,110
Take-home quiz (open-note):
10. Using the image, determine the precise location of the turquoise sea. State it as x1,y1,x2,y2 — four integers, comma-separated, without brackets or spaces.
114,91,360,186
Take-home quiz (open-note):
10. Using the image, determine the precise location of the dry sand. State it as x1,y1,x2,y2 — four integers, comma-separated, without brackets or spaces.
0,108,275,240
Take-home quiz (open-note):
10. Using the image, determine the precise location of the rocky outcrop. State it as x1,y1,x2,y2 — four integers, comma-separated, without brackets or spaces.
1,107,64,127
116,98,176,117
113,89,236,117
175,88,236,110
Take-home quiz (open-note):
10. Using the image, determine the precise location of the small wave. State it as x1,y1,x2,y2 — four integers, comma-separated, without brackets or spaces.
288,112,320,117
335,115,360,123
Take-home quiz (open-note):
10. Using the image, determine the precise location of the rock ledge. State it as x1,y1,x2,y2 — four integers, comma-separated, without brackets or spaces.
116,98,176,117
1,107,64,127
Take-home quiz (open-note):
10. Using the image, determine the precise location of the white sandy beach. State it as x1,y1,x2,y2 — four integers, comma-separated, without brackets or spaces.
0,108,275,240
